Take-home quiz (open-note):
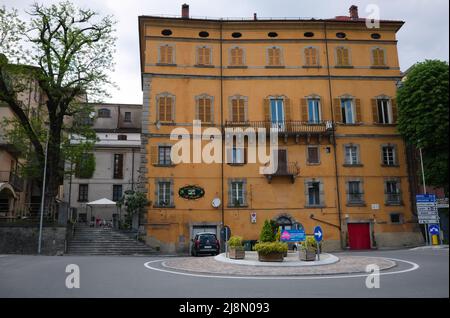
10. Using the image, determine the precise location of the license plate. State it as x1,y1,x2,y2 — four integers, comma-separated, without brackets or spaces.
204,246,212,249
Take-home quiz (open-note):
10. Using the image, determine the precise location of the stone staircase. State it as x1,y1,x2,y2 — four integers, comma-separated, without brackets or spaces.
67,224,155,256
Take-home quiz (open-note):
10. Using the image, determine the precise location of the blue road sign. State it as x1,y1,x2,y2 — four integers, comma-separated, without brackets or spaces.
416,194,436,203
280,229,306,242
429,224,440,235
314,226,323,242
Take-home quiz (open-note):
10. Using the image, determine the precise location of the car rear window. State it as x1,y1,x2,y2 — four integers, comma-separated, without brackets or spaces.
199,234,216,242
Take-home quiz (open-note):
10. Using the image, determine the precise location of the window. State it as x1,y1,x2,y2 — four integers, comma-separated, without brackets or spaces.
157,95,174,122
157,181,172,207
382,146,396,166
98,108,111,118
336,32,346,39
75,153,95,179
347,181,364,203
390,213,402,224
232,32,242,38
199,31,209,38
307,98,321,123
372,48,386,66
161,29,172,36
268,32,278,38
196,95,213,123
159,45,174,64
270,98,284,125
336,47,350,66
304,47,319,67
267,47,282,66
341,98,355,124
230,96,246,122
230,147,245,164
118,135,127,140
158,146,172,166
230,47,244,66
78,184,88,202
124,112,131,122
375,99,392,124
112,185,122,202
307,146,320,164
113,154,124,179
371,33,381,39
307,182,321,206
304,32,314,37
385,180,401,204
230,181,245,206
197,46,212,65
345,145,360,165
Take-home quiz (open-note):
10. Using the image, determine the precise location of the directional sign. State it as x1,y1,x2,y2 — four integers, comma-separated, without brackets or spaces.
429,224,440,235
314,226,323,242
417,194,439,224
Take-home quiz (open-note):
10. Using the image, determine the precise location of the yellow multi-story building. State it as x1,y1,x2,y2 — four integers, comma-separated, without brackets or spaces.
138,4,423,253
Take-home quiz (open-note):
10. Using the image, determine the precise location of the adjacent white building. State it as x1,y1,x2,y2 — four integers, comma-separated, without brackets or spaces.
63,103,142,223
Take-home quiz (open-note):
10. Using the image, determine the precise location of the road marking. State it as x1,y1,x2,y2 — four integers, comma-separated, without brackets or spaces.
144,257,419,280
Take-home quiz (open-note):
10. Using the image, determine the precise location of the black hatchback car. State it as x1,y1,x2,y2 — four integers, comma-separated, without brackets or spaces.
191,233,220,256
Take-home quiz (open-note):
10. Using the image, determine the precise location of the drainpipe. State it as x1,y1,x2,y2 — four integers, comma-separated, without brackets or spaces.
220,19,225,250
324,21,344,249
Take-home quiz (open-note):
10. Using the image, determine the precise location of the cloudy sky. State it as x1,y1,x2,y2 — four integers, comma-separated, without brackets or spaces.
3,0,449,104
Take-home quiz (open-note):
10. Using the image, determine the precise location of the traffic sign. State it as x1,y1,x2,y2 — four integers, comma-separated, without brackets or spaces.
429,224,440,235
280,229,306,242
220,226,231,241
314,226,323,242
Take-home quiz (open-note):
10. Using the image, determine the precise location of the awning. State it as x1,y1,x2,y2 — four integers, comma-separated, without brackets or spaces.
0,182,17,199
86,198,117,206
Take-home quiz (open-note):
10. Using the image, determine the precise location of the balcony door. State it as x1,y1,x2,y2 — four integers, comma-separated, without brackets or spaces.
270,98,285,131
276,149,287,174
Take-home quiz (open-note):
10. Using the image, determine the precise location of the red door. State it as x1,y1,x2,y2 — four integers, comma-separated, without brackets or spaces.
347,223,371,250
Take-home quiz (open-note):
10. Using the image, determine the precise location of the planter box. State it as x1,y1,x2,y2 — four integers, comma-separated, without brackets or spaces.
299,249,316,261
258,251,284,262
228,248,245,259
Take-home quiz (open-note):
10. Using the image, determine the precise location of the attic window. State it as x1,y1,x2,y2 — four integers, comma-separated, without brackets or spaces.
336,32,346,39
304,32,314,38
161,29,172,36
371,33,381,39
199,31,210,38
268,32,278,38
232,32,242,38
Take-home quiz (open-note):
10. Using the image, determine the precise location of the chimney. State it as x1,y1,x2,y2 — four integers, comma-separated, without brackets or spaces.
253,13,257,20
349,5,359,20
182,4,189,19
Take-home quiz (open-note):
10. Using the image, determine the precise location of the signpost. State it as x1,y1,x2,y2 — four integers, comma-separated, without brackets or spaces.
280,229,306,242
221,226,231,256
313,226,323,261
416,194,440,245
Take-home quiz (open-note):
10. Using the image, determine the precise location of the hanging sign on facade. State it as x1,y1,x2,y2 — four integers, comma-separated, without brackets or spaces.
179,185,205,200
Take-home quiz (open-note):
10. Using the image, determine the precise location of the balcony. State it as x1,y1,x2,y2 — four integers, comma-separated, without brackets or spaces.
385,193,402,205
263,162,299,183
224,120,334,143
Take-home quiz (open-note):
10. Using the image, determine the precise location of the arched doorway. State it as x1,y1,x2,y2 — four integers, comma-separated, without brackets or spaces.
273,214,304,232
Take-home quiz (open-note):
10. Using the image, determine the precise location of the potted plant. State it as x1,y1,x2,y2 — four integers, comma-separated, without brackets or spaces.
228,236,245,259
299,236,318,261
254,220,288,262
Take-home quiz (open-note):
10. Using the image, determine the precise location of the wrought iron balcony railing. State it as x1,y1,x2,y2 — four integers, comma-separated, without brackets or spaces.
262,161,299,183
224,120,333,135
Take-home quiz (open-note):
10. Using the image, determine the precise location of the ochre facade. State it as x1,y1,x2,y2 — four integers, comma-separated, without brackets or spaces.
138,8,423,253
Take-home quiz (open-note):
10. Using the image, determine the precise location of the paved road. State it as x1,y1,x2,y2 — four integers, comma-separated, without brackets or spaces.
0,248,448,298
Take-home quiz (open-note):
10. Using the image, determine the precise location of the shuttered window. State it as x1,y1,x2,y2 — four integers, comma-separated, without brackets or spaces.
307,146,320,164
372,48,386,66
158,146,172,165
268,47,282,66
113,154,124,179
336,47,350,66
304,47,319,66
231,97,246,122
158,96,174,122
197,47,212,65
230,47,244,66
78,184,88,202
159,45,174,64
196,96,213,123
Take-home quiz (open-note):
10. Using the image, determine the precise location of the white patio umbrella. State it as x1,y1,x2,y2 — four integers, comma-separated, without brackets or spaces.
86,198,117,225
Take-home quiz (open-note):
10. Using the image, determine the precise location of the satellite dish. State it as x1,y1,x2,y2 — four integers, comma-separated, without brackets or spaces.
212,198,221,208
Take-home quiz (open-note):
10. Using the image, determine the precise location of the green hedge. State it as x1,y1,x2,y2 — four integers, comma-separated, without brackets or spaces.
254,242,288,255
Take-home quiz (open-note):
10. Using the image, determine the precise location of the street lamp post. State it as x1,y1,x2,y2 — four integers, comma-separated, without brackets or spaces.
418,147,430,246
37,126,50,254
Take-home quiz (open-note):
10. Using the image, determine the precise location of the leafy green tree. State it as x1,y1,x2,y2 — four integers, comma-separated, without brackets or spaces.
397,60,449,193
116,191,150,230
259,219,276,242
0,2,116,214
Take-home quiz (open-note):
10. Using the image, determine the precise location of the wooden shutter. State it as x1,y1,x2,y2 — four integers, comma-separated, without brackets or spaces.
305,48,311,66
268,48,274,66
355,98,362,123
343,48,350,65
371,99,378,123
333,98,341,122
198,47,204,65
336,48,343,66
231,99,238,122
372,49,379,66
301,98,308,122
379,49,385,66
204,48,211,65
160,46,167,64
231,48,237,65
391,99,398,123
205,98,211,123
238,98,245,121
158,97,165,121
311,48,318,66
237,48,243,65
284,98,292,121
165,97,173,121
150,145,158,165
274,48,281,65
198,98,204,121
166,46,173,64
263,98,270,129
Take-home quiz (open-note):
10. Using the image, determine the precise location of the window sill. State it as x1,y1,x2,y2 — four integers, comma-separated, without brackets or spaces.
306,162,321,166
156,63,177,67
381,164,400,168
334,65,354,69
227,163,246,166
337,122,363,126
157,121,176,126
153,205,175,209
195,64,214,68
346,202,366,207
385,202,403,206
153,164,176,167
302,65,322,69
304,205,326,209
227,65,248,69
373,123,396,126
265,65,285,69
227,204,249,208
370,66,389,69
343,164,363,167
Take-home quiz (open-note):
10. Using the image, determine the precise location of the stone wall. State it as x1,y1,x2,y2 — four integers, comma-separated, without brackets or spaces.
374,231,424,249
0,224,67,255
